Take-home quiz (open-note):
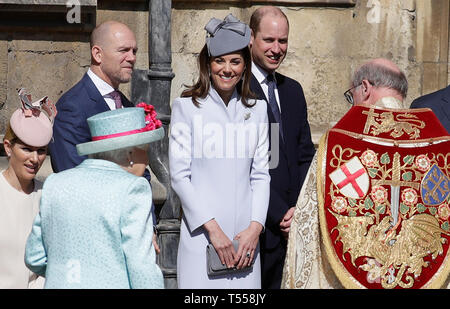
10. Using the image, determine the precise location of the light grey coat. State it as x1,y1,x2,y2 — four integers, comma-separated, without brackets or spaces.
169,87,270,288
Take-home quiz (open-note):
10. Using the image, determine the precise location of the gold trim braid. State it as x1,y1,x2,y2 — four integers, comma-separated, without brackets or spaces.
317,132,365,288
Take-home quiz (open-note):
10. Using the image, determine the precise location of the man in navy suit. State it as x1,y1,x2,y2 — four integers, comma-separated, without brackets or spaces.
249,6,315,289
410,85,450,133
49,21,137,172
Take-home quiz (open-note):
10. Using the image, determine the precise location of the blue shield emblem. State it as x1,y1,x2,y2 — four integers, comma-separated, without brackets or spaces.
421,164,449,206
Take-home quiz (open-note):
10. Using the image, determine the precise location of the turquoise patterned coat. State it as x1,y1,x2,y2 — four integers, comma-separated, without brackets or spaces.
25,159,164,289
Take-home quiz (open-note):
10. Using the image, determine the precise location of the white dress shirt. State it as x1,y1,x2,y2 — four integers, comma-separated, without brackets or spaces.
86,68,120,110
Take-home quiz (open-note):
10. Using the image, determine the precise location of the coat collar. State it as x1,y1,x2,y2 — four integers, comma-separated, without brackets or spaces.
77,158,127,173
373,96,404,109
197,86,240,108
251,61,277,86
87,68,115,97
210,86,239,106
441,85,450,103
250,74,266,101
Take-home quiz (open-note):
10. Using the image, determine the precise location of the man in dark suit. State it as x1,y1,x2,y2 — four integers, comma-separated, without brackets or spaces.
49,21,137,171
410,85,450,133
249,6,315,289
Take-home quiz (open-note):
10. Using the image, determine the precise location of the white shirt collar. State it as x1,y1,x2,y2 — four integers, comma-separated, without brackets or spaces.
87,68,115,97
251,61,276,84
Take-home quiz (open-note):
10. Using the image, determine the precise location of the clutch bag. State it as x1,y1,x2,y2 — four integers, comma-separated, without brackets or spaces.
206,239,254,277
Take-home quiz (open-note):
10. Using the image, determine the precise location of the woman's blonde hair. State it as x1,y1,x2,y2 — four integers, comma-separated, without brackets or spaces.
2,122,18,157
3,122,18,144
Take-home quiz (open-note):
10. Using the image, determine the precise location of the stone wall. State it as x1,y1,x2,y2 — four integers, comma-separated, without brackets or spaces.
0,1,94,140
0,0,448,147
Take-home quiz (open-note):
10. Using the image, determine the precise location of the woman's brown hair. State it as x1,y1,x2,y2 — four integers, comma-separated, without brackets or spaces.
181,44,256,108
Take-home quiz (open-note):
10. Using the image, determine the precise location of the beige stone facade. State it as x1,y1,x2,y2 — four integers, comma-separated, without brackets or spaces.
0,0,449,146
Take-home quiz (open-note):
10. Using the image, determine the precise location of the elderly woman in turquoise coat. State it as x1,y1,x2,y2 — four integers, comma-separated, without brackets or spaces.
25,106,165,288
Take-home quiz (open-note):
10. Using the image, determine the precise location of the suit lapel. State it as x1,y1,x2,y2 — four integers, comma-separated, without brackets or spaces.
440,85,450,122
81,73,110,113
250,74,266,101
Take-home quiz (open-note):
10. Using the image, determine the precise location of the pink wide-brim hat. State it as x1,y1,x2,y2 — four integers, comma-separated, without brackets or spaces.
9,108,53,147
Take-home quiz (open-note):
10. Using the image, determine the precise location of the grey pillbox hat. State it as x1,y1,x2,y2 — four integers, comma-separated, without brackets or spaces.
205,13,251,57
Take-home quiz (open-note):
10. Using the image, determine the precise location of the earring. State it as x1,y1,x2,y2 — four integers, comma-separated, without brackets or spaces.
128,150,134,167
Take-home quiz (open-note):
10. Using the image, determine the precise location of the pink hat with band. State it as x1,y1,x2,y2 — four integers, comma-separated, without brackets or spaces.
9,88,57,147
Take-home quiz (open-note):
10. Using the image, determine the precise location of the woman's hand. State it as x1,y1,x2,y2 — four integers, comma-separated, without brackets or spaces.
204,219,236,268
234,221,263,269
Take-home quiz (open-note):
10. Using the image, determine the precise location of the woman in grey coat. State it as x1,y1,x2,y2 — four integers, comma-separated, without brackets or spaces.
169,14,270,288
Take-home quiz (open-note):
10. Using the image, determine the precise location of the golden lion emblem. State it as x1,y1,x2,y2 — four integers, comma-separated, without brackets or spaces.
363,110,425,139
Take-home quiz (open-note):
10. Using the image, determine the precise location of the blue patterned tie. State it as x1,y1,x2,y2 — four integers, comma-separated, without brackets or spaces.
266,74,283,140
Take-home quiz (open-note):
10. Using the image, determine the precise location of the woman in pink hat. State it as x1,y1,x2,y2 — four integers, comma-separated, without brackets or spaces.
0,89,56,288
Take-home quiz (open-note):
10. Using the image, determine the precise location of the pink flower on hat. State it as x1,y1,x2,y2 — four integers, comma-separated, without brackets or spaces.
136,102,162,132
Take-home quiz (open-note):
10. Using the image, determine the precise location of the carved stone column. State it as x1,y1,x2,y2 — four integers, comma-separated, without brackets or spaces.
131,0,179,289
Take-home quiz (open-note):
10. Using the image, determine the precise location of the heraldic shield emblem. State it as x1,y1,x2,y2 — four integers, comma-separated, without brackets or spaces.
421,164,450,206
318,106,450,289
329,157,369,199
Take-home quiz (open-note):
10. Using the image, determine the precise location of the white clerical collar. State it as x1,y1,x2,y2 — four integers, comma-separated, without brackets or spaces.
87,68,115,96
373,96,404,109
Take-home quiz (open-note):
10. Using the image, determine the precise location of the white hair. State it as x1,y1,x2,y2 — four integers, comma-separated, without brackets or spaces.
352,62,408,99
88,144,149,165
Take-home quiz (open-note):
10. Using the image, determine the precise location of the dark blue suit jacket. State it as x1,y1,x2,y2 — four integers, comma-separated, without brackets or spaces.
49,73,134,172
251,73,315,288
410,85,450,133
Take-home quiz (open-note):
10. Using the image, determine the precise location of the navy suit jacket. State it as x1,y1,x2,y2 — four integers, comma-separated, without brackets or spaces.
250,73,315,249
410,85,450,133
49,73,134,172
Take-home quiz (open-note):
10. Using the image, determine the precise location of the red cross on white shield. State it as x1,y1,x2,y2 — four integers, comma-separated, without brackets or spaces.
329,157,369,199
